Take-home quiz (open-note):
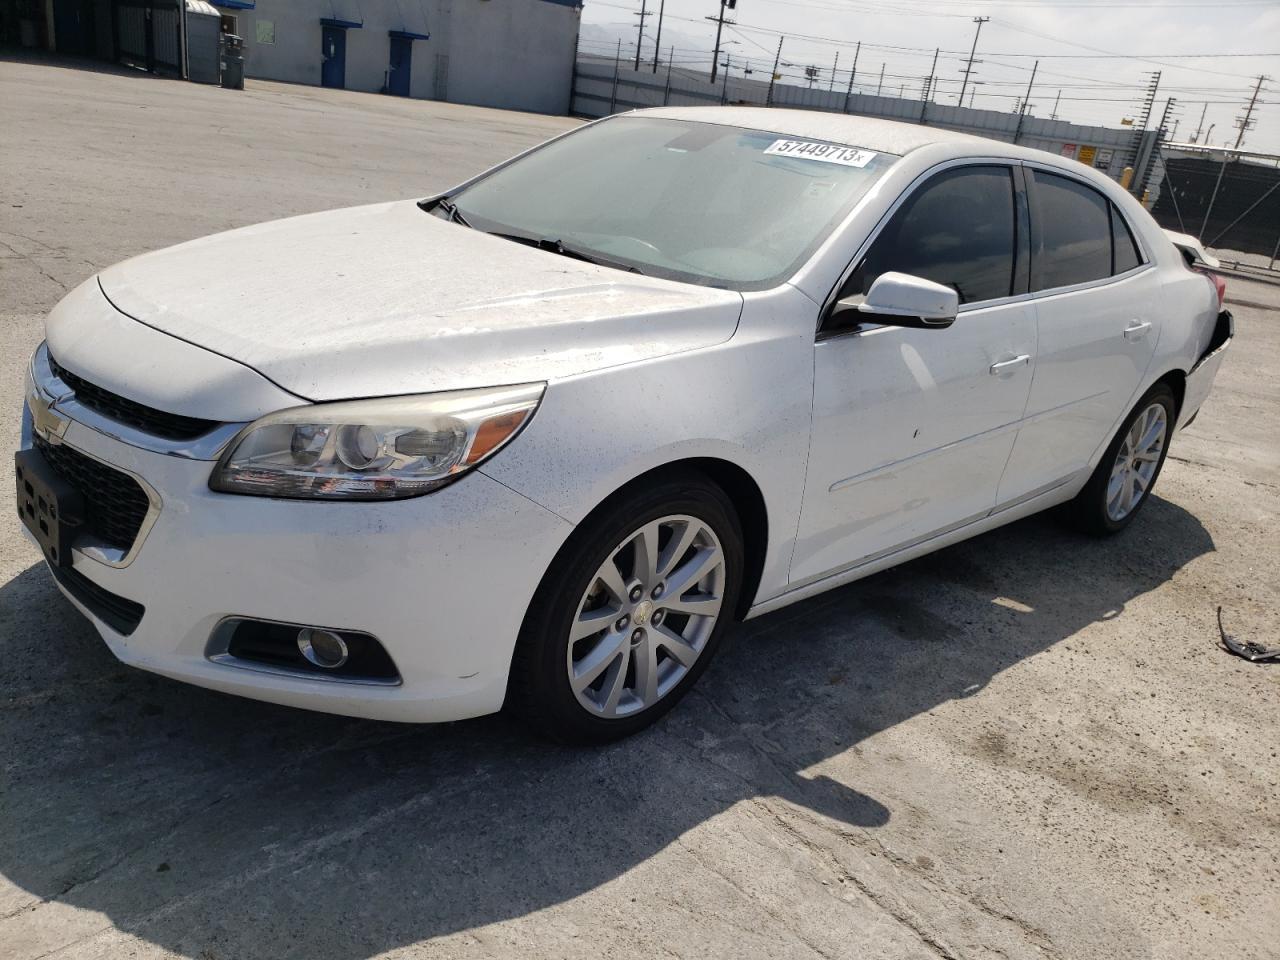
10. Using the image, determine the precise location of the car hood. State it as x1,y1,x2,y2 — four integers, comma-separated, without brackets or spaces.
95,201,744,402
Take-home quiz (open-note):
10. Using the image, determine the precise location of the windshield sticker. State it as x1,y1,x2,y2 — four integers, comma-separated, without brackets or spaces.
764,139,877,167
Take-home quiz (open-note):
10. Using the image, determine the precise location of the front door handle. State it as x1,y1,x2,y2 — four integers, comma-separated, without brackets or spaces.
1123,320,1152,341
989,354,1031,375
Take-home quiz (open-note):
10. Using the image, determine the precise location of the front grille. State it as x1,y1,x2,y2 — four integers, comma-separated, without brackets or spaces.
50,564,145,636
33,434,150,552
49,355,218,441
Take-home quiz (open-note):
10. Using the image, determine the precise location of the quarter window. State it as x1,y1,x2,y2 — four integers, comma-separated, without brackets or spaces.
1031,170,1113,290
843,165,1017,307
1111,204,1142,274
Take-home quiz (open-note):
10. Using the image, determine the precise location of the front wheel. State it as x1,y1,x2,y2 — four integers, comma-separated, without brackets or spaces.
1066,383,1176,535
507,473,744,743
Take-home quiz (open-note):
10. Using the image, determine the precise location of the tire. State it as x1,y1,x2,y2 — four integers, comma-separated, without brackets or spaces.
507,471,744,744
1065,383,1176,536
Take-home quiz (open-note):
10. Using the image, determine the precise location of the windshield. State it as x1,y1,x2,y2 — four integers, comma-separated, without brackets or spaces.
443,117,899,290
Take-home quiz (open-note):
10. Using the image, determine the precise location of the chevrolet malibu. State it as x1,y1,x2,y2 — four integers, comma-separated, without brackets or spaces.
17,108,1232,742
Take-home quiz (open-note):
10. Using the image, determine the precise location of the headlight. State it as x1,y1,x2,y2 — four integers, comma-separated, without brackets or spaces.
209,383,544,500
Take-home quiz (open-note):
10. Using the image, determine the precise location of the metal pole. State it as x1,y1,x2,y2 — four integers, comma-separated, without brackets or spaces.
609,39,621,114
651,0,665,73
919,48,937,124
829,52,838,92
1012,59,1037,145
1192,101,1208,143
709,0,727,84
1050,89,1061,120
663,45,674,104
1198,155,1229,241
957,16,988,105
876,63,884,97
843,41,859,113
1136,97,1176,195
634,0,648,71
1234,74,1266,149
767,36,782,107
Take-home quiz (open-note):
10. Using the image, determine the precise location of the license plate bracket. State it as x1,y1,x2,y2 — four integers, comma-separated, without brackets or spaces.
15,448,84,568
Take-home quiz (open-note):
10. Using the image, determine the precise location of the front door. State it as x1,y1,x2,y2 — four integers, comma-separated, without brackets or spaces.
791,163,1037,585
996,168,1160,505
321,26,346,89
388,36,412,96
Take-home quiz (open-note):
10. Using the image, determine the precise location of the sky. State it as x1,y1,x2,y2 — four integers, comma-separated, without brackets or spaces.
578,0,1280,154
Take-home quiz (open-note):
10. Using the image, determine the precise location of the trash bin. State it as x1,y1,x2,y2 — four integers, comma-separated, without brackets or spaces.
220,34,245,90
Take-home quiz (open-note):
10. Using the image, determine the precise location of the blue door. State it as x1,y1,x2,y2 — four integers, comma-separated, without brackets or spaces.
321,26,346,89
388,36,412,97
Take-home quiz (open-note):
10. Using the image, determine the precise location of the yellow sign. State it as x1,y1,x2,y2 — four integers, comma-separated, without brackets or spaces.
1078,145,1097,166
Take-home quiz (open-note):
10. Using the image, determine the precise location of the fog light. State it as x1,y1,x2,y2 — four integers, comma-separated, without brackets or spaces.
297,628,349,669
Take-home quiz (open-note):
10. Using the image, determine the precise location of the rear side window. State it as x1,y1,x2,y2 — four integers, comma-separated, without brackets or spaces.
1031,170,1111,290
1111,204,1142,274
844,165,1017,305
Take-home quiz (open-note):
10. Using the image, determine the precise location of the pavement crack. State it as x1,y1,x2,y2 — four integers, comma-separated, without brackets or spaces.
673,837,840,960
744,798,964,960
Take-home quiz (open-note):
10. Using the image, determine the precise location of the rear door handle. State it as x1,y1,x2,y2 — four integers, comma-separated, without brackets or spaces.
989,354,1031,375
1124,320,1152,341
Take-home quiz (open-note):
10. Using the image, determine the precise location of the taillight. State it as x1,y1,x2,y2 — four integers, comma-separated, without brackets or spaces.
1205,271,1227,309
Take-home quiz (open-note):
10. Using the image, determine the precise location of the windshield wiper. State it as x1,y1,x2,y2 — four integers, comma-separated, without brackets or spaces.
420,196,473,229
487,232,645,275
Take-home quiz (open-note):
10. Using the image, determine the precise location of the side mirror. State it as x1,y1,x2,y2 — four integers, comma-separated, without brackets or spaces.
831,272,959,330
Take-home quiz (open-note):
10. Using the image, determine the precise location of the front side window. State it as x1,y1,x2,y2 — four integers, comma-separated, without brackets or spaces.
445,117,899,289
1032,170,1113,290
842,165,1017,307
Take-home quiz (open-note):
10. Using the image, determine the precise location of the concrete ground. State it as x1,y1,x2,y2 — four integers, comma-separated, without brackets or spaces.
1,58,1277,960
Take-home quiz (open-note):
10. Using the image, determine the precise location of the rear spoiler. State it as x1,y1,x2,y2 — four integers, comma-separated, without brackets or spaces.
1164,230,1220,270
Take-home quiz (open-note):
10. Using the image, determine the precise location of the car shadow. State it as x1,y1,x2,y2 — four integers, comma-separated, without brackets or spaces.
0,496,1214,958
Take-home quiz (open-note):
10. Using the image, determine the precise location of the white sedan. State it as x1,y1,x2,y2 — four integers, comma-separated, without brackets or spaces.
17,108,1232,742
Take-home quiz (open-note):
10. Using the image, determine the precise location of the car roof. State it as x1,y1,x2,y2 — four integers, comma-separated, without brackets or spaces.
631,106,990,156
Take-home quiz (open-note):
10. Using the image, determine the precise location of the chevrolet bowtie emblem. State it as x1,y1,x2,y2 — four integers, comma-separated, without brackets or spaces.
29,389,69,442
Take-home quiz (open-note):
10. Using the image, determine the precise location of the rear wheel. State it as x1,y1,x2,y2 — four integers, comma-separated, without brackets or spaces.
508,473,743,743
1066,383,1175,535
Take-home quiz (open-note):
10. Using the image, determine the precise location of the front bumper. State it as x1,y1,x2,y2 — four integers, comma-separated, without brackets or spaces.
18,397,573,723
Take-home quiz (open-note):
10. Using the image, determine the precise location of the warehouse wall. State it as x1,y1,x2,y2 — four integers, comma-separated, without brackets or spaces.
226,0,579,114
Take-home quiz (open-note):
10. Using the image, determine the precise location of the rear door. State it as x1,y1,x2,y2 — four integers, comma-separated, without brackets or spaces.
996,168,1160,505
790,162,1037,585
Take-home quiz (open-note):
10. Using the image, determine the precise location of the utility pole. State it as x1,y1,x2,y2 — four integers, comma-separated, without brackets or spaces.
1012,59,1038,144
968,86,977,108
651,0,665,73
767,35,783,106
1191,102,1208,143
663,45,674,103
829,51,838,92
722,53,731,104
634,0,648,71
876,62,884,97
707,0,736,85
1050,89,1061,120
1125,71,1161,194
1234,74,1268,149
1135,96,1176,198
920,47,938,125
842,40,860,113
957,16,988,106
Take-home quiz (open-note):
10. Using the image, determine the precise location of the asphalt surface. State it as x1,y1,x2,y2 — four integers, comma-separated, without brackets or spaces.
2,58,1277,960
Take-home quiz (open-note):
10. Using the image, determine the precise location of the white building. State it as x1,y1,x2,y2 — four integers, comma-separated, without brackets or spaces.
213,0,581,114
23,0,583,116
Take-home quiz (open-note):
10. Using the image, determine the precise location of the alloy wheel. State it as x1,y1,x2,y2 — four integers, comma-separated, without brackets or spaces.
566,514,726,718
1106,401,1168,521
